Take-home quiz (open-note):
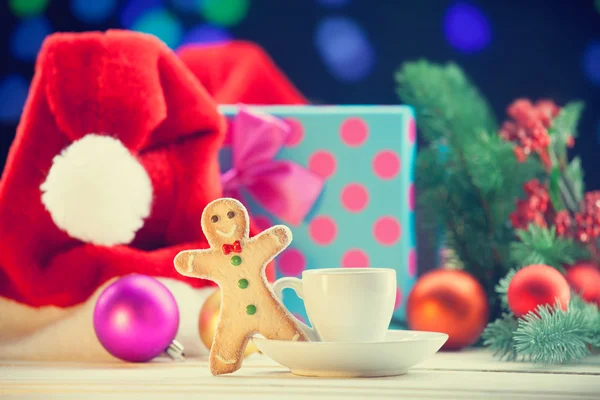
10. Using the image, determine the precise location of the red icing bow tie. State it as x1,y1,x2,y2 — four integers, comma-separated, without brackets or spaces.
222,241,242,255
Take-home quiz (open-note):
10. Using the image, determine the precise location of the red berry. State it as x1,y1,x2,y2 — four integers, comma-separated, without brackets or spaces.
507,264,571,318
500,99,560,165
554,210,572,237
514,147,527,162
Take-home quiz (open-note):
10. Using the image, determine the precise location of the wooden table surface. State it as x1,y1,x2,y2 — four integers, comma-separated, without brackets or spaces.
1,349,599,400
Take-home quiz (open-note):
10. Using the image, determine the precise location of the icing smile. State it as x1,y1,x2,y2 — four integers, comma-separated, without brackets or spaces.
216,224,238,238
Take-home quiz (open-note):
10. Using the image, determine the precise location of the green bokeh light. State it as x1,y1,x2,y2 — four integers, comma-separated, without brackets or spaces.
9,0,50,17
131,9,183,49
596,0,600,14
200,0,250,27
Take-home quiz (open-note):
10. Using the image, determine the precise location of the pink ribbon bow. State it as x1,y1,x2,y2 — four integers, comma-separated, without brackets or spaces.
220,107,325,226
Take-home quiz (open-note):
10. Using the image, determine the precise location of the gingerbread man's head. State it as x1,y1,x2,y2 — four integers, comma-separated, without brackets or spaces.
201,198,250,247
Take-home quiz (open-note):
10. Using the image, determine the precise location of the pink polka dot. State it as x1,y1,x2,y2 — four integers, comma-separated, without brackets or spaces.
373,150,401,179
283,118,304,147
341,183,369,212
340,117,368,147
308,215,337,245
252,214,273,230
407,249,417,277
341,249,370,268
278,248,306,277
408,118,416,144
408,183,415,211
394,288,403,310
373,216,401,246
308,150,337,178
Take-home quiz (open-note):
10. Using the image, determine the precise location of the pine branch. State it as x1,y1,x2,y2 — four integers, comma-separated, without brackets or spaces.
564,157,585,204
395,60,539,308
548,150,579,213
569,295,600,348
547,102,585,210
548,101,584,163
548,166,569,212
395,60,498,144
510,225,589,272
455,141,504,267
482,313,519,361
514,302,593,364
495,269,517,310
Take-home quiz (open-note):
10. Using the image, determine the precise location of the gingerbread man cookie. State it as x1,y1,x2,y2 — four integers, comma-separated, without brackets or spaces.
174,198,308,375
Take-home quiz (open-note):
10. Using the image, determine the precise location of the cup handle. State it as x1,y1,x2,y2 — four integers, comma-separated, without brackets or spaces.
272,277,319,342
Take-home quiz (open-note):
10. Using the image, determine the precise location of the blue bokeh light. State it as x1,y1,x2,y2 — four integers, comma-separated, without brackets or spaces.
71,0,117,23
10,17,52,62
121,0,163,28
131,8,183,48
317,0,351,7
443,2,491,53
314,16,375,83
582,40,600,86
179,24,232,47
0,75,30,123
170,0,200,13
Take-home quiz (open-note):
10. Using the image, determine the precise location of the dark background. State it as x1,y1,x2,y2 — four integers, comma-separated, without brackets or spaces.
0,0,599,271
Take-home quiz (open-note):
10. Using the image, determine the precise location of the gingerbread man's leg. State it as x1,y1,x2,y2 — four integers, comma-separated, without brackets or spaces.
259,300,307,342
209,320,253,375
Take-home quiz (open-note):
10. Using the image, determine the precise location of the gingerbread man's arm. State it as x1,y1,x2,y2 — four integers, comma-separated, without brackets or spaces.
174,249,220,280
250,225,292,262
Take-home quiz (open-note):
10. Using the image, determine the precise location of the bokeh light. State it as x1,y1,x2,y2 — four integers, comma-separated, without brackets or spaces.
9,0,50,17
131,8,183,48
121,0,162,29
443,2,491,53
71,0,117,23
171,0,199,13
596,0,600,14
10,17,52,62
314,16,375,83
317,0,351,7
180,24,232,47
0,75,29,123
200,0,250,27
582,40,600,86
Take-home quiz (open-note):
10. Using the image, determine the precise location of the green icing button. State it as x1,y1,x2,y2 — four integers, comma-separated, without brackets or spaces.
238,279,248,289
230,255,242,266
246,304,256,315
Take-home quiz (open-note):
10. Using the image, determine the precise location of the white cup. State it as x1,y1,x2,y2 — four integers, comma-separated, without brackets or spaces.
272,268,396,343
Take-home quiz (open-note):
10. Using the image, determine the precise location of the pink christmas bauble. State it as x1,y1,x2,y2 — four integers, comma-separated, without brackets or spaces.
93,274,179,362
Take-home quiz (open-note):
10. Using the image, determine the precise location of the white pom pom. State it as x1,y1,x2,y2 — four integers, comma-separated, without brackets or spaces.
41,134,153,246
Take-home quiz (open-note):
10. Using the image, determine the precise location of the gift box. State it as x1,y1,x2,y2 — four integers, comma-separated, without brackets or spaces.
218,105,417,324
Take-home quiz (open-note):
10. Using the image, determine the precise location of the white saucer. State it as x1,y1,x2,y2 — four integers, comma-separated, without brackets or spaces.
252,330,448,378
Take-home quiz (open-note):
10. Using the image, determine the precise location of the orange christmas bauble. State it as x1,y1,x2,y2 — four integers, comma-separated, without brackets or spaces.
199,289,259,357
407,269,489,350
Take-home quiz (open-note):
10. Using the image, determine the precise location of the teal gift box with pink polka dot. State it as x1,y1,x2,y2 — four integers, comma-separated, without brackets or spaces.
218,105,417,324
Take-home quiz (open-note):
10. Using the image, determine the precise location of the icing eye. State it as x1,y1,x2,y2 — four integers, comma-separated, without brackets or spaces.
211,215,219,223
227,211,235,219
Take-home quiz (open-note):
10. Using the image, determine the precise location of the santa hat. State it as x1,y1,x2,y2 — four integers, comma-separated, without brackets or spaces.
177,41,308,105
0,31,306,360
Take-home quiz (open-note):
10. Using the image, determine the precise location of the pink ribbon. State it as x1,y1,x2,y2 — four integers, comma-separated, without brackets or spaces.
221,107,324,226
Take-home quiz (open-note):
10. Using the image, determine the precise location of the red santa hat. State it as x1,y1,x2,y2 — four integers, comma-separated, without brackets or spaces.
0,30,307,360
177,41,308,105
